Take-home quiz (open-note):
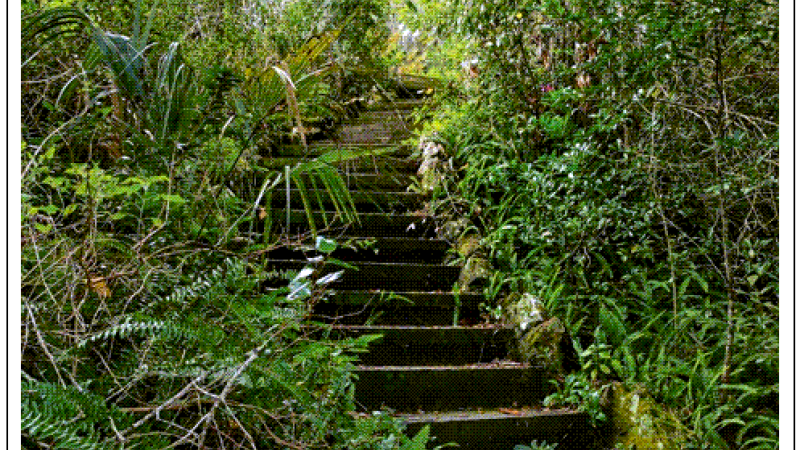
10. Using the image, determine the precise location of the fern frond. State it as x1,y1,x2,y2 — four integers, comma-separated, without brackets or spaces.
77,317,204,349
22,380,134,450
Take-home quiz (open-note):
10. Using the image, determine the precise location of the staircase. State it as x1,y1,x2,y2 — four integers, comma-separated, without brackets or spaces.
265,99,592,449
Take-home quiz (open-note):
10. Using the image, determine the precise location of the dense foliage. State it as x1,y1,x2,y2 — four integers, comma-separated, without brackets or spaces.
21,0,432,448
20,0,779,448
405,0,778,448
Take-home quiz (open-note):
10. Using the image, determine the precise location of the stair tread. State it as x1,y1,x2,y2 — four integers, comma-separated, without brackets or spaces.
399,407,586,422
274,189,421,196
355,362,531,371
332,324,510,330
267,259,458,268
333,325,514,341
324,290,482,302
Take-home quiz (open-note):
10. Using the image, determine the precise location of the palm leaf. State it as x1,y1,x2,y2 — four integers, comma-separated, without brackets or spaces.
22,6,93,46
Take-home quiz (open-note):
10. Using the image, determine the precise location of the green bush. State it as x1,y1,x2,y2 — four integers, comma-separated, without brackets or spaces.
424,0,778,447
20,2,425,448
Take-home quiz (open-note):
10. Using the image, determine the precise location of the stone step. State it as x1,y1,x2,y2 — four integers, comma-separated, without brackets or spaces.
329,325,514,365
263,237,450,264
353,364,546,412
263,260,461,291
401,409,593,449
270,189,424,212
271,211,439,238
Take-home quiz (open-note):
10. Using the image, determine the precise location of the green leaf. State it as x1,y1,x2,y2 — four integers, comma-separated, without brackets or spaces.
159,194,187,205
110,212,130,221
400,425,430,450
63,204,79,216
34,223,53,233
315,236,337,254
38,205,59,215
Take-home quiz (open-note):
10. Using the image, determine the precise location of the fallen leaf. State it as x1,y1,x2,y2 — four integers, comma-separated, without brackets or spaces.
499,408,523,416
89,276,111,299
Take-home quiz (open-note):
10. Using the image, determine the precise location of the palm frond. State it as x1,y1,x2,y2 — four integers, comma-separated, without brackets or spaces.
22,6,93,47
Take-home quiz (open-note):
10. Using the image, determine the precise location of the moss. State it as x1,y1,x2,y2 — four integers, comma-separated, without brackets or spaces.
457,256,491,290
609,382,689,450
417,140,444,192
456,233,482,258
519,317,565,373
439,217,470,241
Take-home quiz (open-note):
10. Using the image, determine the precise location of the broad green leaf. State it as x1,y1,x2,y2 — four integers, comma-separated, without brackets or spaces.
315,236,337,254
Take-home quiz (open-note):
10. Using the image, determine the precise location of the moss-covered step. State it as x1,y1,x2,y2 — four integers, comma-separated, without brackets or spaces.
401,409,593,450
328,325,515,365
262,260,461,291
270,210,440,238
353,364,546,412
270,189,424,212
262,237,450,264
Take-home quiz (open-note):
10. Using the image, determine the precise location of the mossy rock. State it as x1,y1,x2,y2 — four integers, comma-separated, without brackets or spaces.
419,161,443,191
507,293,548,330
458,256,492,290
456,233,482,258
519,317,565,372
417,140,445,192
609,382,689,450
439,217,470,241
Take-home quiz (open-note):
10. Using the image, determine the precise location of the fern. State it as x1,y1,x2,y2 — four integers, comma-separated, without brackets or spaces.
77,316,208,349
21,380,155,450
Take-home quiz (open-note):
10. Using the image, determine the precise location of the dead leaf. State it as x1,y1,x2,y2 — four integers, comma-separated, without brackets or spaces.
89,276,111,299
499,408,523,416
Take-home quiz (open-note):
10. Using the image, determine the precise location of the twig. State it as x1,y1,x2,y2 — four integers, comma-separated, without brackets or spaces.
130,375,204,429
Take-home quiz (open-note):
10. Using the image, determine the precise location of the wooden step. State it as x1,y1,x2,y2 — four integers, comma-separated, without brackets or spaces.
333,122,414,144
350,110,415,123
324,290,484,310
312,290,484,326
262,237,450,264
338,173,416,190
364,99,428,111
283,171,416,191
263,260,461,291
274,142,414,157
353,364,546,412
271,211,439,238
270,190,424,212
259,155,419,173
329,325,514,365
401,409,593,449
